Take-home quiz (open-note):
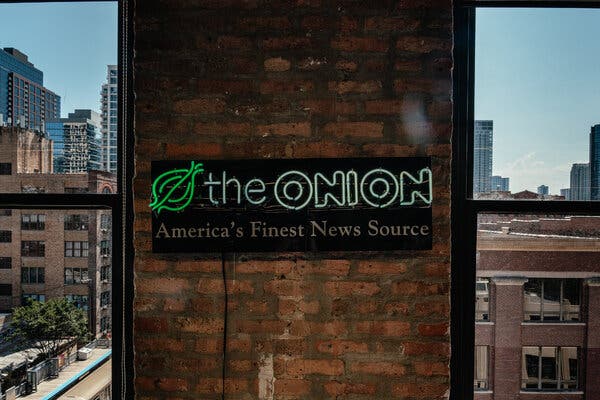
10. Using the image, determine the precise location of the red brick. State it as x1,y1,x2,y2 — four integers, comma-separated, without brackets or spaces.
350,361,407,376
279,299,320,315
396,36,451,53
300,99,357,115
256,122,311,137
264,279,315,296
136,377,189,392
236,320,287,334
324,381,377,396
395,59,422,72
356,260,408,275
384,302,410,315
216,35,253,50
235,260,294,274
260,80,314,94
245,300,269,314
264,57,291,72
425,262,449,277
192,122,252,136
335,60,358,71
365,17,421,32
394,78,451,95
355,321,411,336
174,260,220,272
137,259,169,272
328,80,381,94
174,317,224,334
136,337,185,352
316,340,369,356
322,122,383,138
134,317,169,333
364,99,422,115
324,281,380,296
392,382,448,398
164,142,223,158
164,298,186,312
415,301,449,317
196,378,248,394
403,341,450,357
287,359,344,376
361,143,419,157
414,361,448,376
197,278,254,294
290,321,347,336
297,56,328,70
274,379,311,395
418,323,449,337
137,278,191,294
197,79,254,94
263,37,312,50
172,98,225,114
331,37,388,52
293,260,351,276
392,281,447,296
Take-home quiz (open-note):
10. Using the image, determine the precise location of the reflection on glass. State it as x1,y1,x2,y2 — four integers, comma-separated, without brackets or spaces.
543,280,561,321
540,347,558,389
476,278,490,321
524,279,580,322
523,347,540,389
474,345,489,390
522,347,578,391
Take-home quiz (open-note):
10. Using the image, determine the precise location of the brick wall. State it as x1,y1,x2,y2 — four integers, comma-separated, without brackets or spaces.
133,1,452,399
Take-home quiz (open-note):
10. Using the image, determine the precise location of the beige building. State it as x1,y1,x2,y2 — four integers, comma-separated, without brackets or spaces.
0,127,114,338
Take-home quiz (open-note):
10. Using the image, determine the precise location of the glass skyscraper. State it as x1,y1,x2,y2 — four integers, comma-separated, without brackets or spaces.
474,120,493,194
0,47,60,131
46,110,102,173
591,124,600,201
569,163,590,201
491,175,509,192
100,65,117,173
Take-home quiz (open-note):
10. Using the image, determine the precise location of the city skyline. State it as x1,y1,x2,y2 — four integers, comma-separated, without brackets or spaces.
0,2,117,118
475,8,600,194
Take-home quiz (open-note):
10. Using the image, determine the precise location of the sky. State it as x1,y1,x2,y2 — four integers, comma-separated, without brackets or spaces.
0,1,117,118
475,8,600,194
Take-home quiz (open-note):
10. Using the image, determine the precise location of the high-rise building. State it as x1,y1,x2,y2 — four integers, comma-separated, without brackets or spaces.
560,188,571,200
100,65,117,173
46,110,102,173
590,124,600,200
491,175,509,192
474,120,493,194
570,163,590,201
537,185,549,196
0,48,60,132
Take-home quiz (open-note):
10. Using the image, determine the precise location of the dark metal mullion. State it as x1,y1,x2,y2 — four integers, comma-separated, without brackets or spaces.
451,5,477,400
469,200,600,214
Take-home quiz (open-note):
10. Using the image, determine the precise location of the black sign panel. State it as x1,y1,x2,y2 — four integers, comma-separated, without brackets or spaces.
151,158,432,253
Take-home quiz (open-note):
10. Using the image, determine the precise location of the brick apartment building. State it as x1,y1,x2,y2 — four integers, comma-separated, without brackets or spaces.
0,126,114,338
475,215,600,400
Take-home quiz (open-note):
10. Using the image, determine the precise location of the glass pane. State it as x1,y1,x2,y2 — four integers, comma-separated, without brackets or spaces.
474,345,488,390
522,347,539,389
475,277,490,321
474,9,600,200
0,2,118,193
0,208,112,395
477,213,599,397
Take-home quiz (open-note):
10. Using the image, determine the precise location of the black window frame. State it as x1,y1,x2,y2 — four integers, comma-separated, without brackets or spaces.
0,0,134,398
452,1,600,399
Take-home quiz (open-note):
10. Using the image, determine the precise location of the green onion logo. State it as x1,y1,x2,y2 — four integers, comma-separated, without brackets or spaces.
150,161,204,214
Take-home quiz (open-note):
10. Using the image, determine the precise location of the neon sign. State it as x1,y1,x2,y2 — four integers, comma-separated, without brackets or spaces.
151,158,432,253
150,161,432,214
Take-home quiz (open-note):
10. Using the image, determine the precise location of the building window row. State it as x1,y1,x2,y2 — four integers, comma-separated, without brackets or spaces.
22,293,45,303
101,265,111,282
0,230,11,243
65,294,88,310
21,267,45,284
64,268,89,285
21,214,45,230
522,346,579,391
100,291,110,307
100,240,111,256
21,240,44,257
0,257,11,269
0,163,11,175
476,278,581,322
64,214,89,230
65,241,89,257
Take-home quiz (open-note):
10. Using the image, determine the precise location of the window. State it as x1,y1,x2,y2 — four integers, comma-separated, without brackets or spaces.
21,240,45,257
21,213,45,230
100,315,110,332
452,4,600,400
100,240,110,256
0,230,11,242
101,265,111,282
100,214,111,230
475,278,489,321
64,214,89,230
65,294,89,310
522,347,578,391
64,268,89,285
101,291,110,307
21,267,45,284
0,163,11,175
65,241,89,257
474,346,489,390
0,209,12,216
0,284,11,296
0,257,11,269
524,279,580,322
22,293,45,303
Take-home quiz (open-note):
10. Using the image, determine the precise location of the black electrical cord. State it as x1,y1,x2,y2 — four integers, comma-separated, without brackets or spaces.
221,252,228,400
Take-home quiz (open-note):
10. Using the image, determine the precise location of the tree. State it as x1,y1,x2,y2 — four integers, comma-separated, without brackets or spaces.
8,298,90,360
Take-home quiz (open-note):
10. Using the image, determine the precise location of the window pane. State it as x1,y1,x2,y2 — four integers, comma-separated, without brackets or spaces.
0,2,118,192
477,214,598,397
474,9,600,200
476,278,490,321
474,345,489,390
